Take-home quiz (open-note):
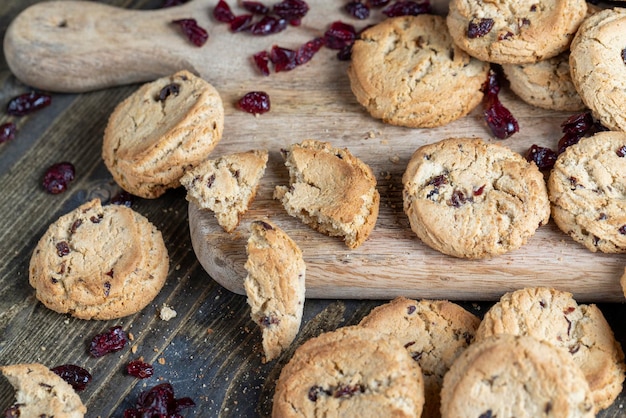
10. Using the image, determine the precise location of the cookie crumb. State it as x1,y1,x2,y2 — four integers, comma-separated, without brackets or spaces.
389,155,400,164
131,345,138,354
158,357,166,365
159,304,177,321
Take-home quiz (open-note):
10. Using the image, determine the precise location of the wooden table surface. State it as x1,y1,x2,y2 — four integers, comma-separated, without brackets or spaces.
0,0,625,417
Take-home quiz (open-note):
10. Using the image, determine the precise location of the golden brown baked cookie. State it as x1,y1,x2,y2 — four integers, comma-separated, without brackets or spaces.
180,149,268,233
348,15,489,128
274,140,379,249
402,137,550,258
475,287,626,412
359,297,480,418
447,0,587,64
441,334,595,418
102,70,224,198
244,220,306,362
547,131,626,253
1,363,87,418
272,326,425,418
29,199,169,320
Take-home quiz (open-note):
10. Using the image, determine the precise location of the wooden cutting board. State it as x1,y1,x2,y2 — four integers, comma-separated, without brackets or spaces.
6,0,625,301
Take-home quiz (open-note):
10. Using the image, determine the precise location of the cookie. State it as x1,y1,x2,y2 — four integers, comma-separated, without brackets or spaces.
440,334,595,418
274,140,379,249
502,51,585,111
547,131,626,253
359,297,480,418
446,0,587,64
402,137,550,259
347,15,489,128
102,70,224,199
272,326,424,418
244,220,306,362
569,8,626,132
29,198,169,320
1,363,87,417
180,149,268,233
475,287,626,412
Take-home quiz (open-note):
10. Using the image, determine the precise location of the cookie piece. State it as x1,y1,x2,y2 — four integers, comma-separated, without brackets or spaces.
475,287,626,412
272,326,424,418
547,131,626,253
359,297,480,418
244,220,306,362
447,0,587,64
441,334,595,418
102,70,224,198
502,52,585,111
180,149,268,233
29,198,169,320
402,137,550,259
348,15,489,128
274,140,379,249
1,363,87,418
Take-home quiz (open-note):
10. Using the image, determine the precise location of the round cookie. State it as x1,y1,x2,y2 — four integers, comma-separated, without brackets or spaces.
569,8,626,132
440,334,595,418
359,297,480,418
272,326,424,418
29,198,169,320
502,52,585,111
347,14,489,128
402,137,550,259
475,287,626,412
446,0,587,64
102,70,224,199
547,131,626,253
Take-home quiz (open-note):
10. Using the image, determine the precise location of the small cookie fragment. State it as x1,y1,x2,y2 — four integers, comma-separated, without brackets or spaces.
348,15,489,128
402,137,550,259
272,326,425,418
547,132,626,253
446,0,587,64
244,220,306,362
102,70,224,198
441,334,595,418
475,287,626,412
1,363,87,418
359,297,480,418
29,199,169,320
180,149,268,233
274,140,379,249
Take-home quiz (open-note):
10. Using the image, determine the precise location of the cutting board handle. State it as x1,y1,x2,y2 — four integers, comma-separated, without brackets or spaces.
3,0,208,93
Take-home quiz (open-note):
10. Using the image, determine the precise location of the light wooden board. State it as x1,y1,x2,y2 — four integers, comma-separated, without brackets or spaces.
7,0,625,301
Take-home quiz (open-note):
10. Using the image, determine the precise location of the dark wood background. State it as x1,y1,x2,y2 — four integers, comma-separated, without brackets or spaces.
0,1,624,417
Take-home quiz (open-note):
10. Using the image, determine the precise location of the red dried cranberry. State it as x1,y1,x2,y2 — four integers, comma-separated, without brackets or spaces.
337,44,353,61
243,1,270,14
324,21,357,50
123,383,195,417
3,405,19,417
0,122,17,144
473,184,486,196
56,241,70,257
51,364,92,392
110,190,134,207
270,45,298,72
482,70,518,139
237,91,271,114
289,18,302,26
230,14,254,31
619,225,626,235
214,0,235,22
172,19,208,46
526,144,557,170
448,189,469,207
333,384,364,398
345,1,370,19
42,162,75,194
273,0,309,21
248,15,287,35
296,37,325,65
126,359,154,379
479,411,494,418
7,92,51,116
157,83,180,101
557,112,593,154
617,145,626,157
468,17,494,38
253,50,271,75
161,0,188,7
89,326,128,357
382,0,430,17
308,385,329,401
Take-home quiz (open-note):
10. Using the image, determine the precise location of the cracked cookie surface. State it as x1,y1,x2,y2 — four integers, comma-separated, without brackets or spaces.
402,137,550,259
475,287,626,412
347,14,489,128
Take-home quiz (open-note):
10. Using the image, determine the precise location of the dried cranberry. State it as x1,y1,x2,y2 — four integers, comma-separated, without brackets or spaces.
243,1,270,14
123,383,195,417
407,305,416,314
296,37,325,65
557,111,594,154
473,185,486,196
126,359,154,379
448,189,469,207
56,241,70,257
345,1,370,19
468,17,494,38
308,385,329,401
324,21,357,50
42,162,75,194
273,0,309,21
622,48,626,65
526,144,557,170
157,83,180,101
0,122,17,144
382,0,430,17
214,0,235,22
172,19,208,46
161,0,188,7
337,44,353,61
617,146,626,157
368,0,390,7
479,411,494,418
89,326,128,357
110,190,134,207
428,175,447,187
333,384,364,398
230,14,254,31
484,98,519,139
51,364,92,392
248,15,287,35
253,50,271,75
618,225,626,235
7,91,51,116
260,314,280,327
269,45,298,72
237,91,271,114
3,405,19,417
